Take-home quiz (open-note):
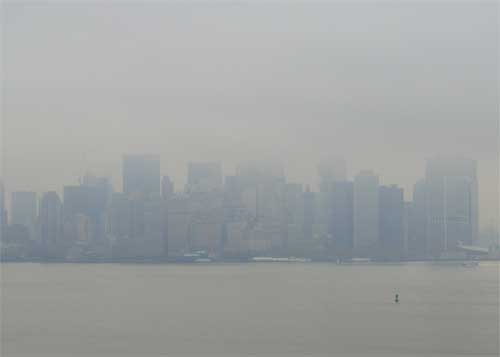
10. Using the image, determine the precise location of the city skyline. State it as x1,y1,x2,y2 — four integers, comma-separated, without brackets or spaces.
1,154,495,263
3,2,498,231
0,154,497,230
2,2,499,356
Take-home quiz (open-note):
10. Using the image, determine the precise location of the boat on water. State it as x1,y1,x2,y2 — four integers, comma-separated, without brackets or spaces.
252,257,311,263
461,261,479,268
173,251,211,263
350,258,372,264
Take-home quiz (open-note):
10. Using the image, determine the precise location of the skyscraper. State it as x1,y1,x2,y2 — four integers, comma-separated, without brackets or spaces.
161,176,174,201
407,179,429,259
11,191,37,241
39,191,63,255
425,157,478,257
186,162,223,193
236,161,287,253
0,180,5,242
353,171,379,257
303,186,315,241
167,195,192,257
378,185,404,260
141,196,168,258
123,154,160,198
63,177,111,250
331,181,354,259
315,158,343,243
318,158,347,192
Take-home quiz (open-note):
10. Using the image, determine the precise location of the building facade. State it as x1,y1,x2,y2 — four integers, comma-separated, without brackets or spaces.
123,154,161,198
353,171,379,258
425,157,478,258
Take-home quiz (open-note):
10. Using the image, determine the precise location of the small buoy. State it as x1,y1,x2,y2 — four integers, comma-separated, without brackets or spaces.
395,294,399,303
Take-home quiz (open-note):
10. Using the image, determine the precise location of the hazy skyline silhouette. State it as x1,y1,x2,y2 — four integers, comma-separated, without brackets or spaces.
2,1,498,228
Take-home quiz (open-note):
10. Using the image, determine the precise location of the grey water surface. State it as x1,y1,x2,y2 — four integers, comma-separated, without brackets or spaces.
1,262,498,357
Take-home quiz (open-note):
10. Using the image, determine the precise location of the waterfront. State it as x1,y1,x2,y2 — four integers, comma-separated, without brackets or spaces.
1,262,498,356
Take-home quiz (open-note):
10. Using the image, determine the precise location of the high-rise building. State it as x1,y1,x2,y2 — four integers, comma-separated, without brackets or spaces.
402,201,411,259
161,176,174,201
11,191,37,240
425,157,478,257
186,162,223,193
0,180,5,242
407,179,428,259
236,161,287,253
188,192,225,256
330,181,354,259
167,195,192,257
353,171,379,257
303,186,315,241
317,159,346,246
39,191,63,255
142,196,168,258
318,158,347,192
108,193,132,240
123,154,160,198
378,185,404,260
63,177,111,249
108,192,133,258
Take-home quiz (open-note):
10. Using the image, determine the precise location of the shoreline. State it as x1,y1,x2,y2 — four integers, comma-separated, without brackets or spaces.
1,258,498,264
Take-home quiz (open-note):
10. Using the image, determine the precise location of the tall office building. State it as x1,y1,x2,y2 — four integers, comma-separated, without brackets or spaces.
39,191,63,254
318,158,347,192
63,177,111,249
167,195,192,257
407,179,428,259
0,181,5,242
317,159,347,249
186,162,223,193
11,191,37,240
330,181,354,258
378,185,404,260
425,157,478,257
108,192,134,257
188,192,225,256
141,196,168,258
123,154,160,198
302,186,315,241
353,171,379,257
315,158,343,241
108,193,132,240
236,161,287,253
284,183,304,244
161,176,174,200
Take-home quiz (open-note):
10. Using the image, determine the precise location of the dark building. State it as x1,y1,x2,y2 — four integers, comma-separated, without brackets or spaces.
318,158,347,192
407,180,428,259
284,183,303,225
303,186,315,241
123,154,160,198
39,191,63,256
378,185,404,260
63,177,111,249
161,176,174,201
330,181,354,259
186,162,223,193
353,171,379,257
4,224,30,245
0,181,5,242
11,191,37,240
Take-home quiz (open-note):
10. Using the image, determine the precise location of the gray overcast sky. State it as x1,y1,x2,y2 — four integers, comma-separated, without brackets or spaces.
1,1,498,228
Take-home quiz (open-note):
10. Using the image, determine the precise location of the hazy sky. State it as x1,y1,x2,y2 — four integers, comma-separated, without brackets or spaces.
2,1,498,228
